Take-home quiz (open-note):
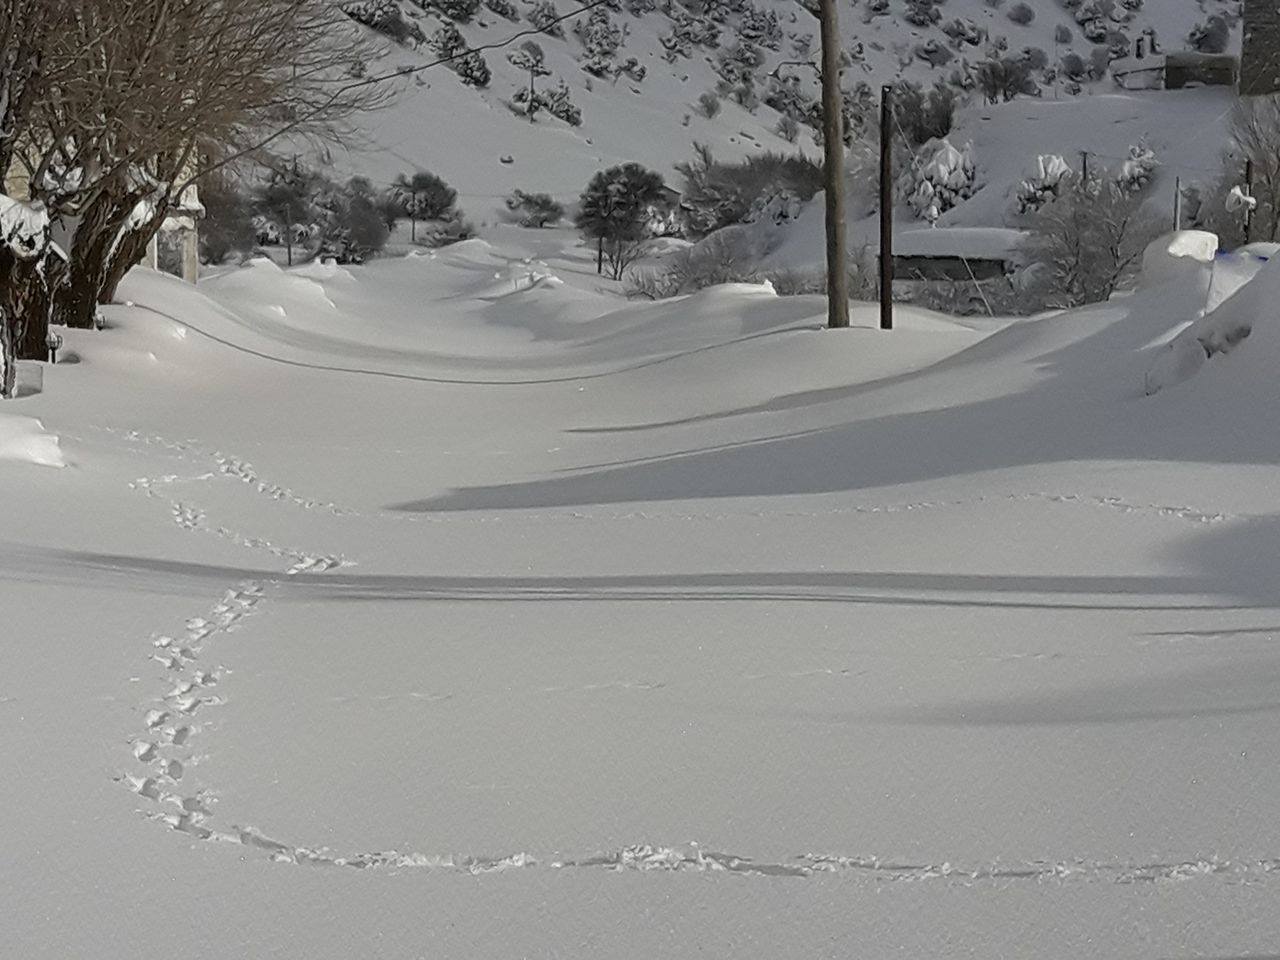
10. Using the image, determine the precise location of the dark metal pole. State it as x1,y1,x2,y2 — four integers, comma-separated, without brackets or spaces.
1245,158,1255,242
818,0,849,329
879,84,893,331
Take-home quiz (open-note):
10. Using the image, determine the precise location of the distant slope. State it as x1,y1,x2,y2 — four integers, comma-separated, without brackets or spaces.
327,0,1241,217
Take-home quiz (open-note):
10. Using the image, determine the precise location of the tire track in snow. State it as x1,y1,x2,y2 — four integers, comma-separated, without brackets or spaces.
110,428,1276,887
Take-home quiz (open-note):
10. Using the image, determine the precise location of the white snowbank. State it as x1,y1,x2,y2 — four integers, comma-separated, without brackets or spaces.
0,414,65,468
1137,230,1218,290
1144,238,1280,395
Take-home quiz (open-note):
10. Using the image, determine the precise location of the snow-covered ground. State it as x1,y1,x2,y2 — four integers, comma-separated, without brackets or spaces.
5,228,1280,958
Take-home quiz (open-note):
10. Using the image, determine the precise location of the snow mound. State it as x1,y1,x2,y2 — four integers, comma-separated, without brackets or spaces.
0,414,65,468
1144,245,1280,396
472,259,564,300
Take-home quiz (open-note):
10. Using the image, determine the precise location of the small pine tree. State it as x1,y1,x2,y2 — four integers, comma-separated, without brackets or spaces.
575,162,668,278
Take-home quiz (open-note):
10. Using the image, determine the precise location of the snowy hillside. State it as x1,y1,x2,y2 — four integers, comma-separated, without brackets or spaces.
6,226,1280,957
328,0,1242,213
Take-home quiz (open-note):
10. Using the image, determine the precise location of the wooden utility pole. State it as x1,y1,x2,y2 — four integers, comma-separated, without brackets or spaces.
878,84,893,331
818,0,848,329
1174,176,1182,230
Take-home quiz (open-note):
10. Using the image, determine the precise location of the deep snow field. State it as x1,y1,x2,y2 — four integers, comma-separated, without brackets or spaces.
5,228,1280,958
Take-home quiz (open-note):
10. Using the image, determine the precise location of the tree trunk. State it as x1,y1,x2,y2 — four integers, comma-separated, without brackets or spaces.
101,202,170,305
0,245,61,394
53,188,147,329
0,307,15,398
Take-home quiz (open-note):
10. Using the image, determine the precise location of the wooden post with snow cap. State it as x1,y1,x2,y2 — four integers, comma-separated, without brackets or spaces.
1245,158,1255,242
818,0,849,329
879,84,893,331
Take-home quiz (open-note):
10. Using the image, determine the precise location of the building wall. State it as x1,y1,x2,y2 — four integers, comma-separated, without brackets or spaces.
1241,0,1280,95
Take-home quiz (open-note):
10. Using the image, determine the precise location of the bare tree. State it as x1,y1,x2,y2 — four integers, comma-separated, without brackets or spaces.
1020,174,1165,308
1227,95,1280,242
12,0,388,332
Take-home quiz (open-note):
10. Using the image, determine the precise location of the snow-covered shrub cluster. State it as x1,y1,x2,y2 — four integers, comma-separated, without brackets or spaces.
659,10,721,61
1188,15,1230,53
906,139,978,224
429,23,491,86
410,0,481,22
505,190,564,226
1015,154,1073,215
942,16,985,46
340,0,426,45
512,79,583,125
527,0,565,37
575,7,625,75
904,0,942,27
675,145,822,236
738,4,782,50
1114,143,1158,195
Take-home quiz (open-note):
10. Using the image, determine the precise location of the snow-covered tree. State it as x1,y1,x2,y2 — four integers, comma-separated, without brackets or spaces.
576,162,668,278
527,0,564,37
575,8,625,76
341,0,426,45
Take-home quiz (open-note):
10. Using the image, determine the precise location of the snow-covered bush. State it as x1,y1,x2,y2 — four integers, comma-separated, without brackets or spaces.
624,227,762,298
413,0,481,22
915,40,954,68
1188,15,1230,53
1114,143,1158,195
941,18,984,46
575,7,624,75
527,0,564,37
1055,24,1073,43
512,78,582,125
714,39,764,86
775,113,800,143
906,139,978,223
975,56,1037,103
430,24,490,86
738,4,782,50
390,170,458,221
676,144,822,236
893,81,956,146
341,0,426,45
660,12,720,61
505,190,564,227
1015,154,1073,214
198,173,256,263
904,0,941,27
1006,2,1034,25
697,91,722,117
